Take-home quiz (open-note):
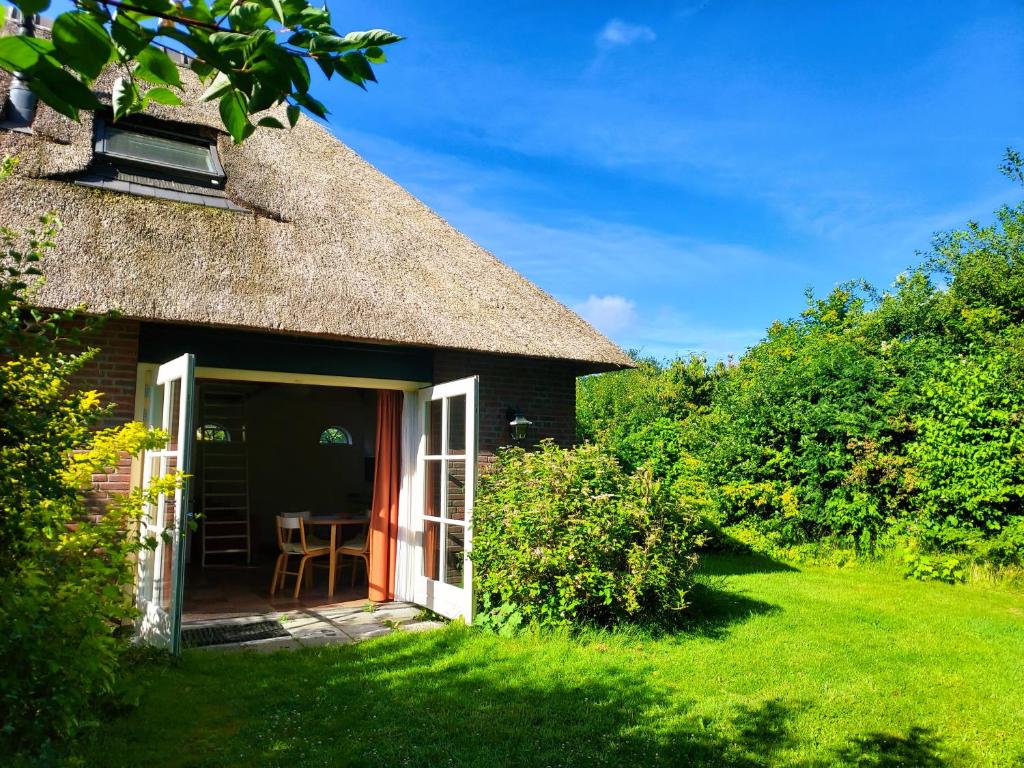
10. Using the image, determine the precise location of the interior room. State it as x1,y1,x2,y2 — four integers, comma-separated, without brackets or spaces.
182,379,378,620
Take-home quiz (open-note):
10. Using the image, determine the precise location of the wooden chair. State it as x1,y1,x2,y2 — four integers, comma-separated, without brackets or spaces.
337,525,371,587
270,515,331,599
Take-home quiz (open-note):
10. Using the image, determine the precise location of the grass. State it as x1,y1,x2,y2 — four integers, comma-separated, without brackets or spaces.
75,554,1024,767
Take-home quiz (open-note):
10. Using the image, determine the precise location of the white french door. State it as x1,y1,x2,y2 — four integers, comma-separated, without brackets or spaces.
136,353,195,654
412,376,478,621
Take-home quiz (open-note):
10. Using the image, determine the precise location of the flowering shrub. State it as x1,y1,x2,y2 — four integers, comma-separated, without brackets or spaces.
471,441,703,633
0,160,179,759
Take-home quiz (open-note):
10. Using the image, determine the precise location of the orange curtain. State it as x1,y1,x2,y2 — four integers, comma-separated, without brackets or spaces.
368,390,403,602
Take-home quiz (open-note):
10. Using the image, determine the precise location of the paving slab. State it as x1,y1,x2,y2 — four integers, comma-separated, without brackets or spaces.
184,601,441,651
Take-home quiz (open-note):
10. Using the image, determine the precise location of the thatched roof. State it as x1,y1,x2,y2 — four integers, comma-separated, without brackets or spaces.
0,21,632,371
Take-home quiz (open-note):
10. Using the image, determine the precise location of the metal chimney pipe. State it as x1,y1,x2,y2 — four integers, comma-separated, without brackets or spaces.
4,9,39,130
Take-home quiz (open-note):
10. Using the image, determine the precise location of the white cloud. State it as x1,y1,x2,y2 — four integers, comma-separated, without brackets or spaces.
573,295,638,335
596,19,656,48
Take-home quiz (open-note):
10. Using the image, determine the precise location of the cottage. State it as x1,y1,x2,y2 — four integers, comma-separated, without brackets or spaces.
0,17,630,651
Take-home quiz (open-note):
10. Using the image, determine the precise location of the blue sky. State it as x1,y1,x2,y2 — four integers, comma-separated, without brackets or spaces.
43,0,1024,359
322,1,1023,360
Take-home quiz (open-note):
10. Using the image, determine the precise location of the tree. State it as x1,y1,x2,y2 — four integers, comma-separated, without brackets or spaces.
0,0,403,142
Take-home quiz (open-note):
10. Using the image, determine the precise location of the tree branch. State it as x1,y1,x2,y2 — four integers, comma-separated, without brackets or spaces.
93,0,230,33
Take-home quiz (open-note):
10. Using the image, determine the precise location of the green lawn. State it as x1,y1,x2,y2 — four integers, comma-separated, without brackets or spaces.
77,555,1024,767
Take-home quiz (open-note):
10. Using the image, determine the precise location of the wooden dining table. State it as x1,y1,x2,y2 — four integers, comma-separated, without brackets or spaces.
307,515,370,598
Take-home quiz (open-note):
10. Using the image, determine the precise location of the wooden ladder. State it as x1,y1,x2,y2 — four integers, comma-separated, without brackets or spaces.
197,384,251,567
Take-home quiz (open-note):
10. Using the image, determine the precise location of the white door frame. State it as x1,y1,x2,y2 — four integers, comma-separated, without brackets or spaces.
131,364,430,611
407,376,479,621
135,354,195,654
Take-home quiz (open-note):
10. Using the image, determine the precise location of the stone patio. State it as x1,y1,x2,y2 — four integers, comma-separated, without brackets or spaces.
186,601,445,652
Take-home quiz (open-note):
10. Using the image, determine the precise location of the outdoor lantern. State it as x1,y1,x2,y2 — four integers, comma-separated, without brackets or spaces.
508,412,533,442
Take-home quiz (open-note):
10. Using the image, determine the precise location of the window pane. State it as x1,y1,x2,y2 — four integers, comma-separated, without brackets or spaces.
423,520,440,581
426,399,442,455
424,460,441,519
446,460,466,520
104,126,218,174
445,524,464,587
319,427,351,445
447,394,466,455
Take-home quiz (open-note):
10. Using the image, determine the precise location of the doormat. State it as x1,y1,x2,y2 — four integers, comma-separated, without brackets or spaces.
182,620,290,648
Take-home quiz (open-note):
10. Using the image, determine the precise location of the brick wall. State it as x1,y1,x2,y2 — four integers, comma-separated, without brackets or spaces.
433,349,578,463
69,318,141,511
66,328,581,509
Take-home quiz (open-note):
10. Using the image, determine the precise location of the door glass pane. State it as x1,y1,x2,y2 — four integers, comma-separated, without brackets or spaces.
426,400,442,455
146,379,164,430
445,524,465,587
424,460,442,519
166,379,182,449
447,394,466,455
446,460,466,520
423,520,440,580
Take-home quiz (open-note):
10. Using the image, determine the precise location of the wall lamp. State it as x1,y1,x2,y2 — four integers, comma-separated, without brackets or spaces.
506,409,533,443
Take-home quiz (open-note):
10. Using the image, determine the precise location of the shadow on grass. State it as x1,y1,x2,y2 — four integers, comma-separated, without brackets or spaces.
699,552,800,577
827,726,950,767
679,579,782,639
83,628,959,768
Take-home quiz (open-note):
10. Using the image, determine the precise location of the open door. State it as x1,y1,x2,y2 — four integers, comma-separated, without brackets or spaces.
412,376,478,621
136,354,195,654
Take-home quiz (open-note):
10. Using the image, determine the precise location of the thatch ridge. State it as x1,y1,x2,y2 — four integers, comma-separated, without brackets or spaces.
0,20,633,369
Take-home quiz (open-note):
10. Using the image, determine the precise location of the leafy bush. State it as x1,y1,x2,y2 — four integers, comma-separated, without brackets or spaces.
0,163,176,759
472,441,703,632
910,334,1024,537
573,160,1024,578
902,553,968,584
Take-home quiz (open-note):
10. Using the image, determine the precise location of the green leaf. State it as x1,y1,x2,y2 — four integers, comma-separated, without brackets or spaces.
286,104,300,127
200,71,232,102
342,29,404,48
180,0,215,24
190,58,214,79
111,76,137,120
286,54,311,94
34,58,103,110
0,35,53,72
342,52,376,84
26,58,103,120
268,0,285,24
246,82,280,114
257,116,285,129
161,27,234,72
219,89,251,143
229,2,271,32
52,12,115,80
135,46,182,88
308,34,349,54
144,87,182,106
291,91,327,119
208,31,253,50
111,14,154,58
364,46,386,64
13,0,49,16
333,57,366,90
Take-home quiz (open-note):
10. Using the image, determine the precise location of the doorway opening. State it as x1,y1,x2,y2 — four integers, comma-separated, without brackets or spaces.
182,379,378,620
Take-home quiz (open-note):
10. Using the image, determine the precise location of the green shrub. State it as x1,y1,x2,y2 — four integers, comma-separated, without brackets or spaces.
472,441,703,633
902,552,967,584
0,164,176,759
910,334,1024,537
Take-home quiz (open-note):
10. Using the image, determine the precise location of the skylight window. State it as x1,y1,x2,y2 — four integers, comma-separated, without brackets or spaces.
94,118,225,187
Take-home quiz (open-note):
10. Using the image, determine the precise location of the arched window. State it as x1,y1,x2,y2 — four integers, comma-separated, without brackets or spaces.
196,423,231,442
319,426,352,445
